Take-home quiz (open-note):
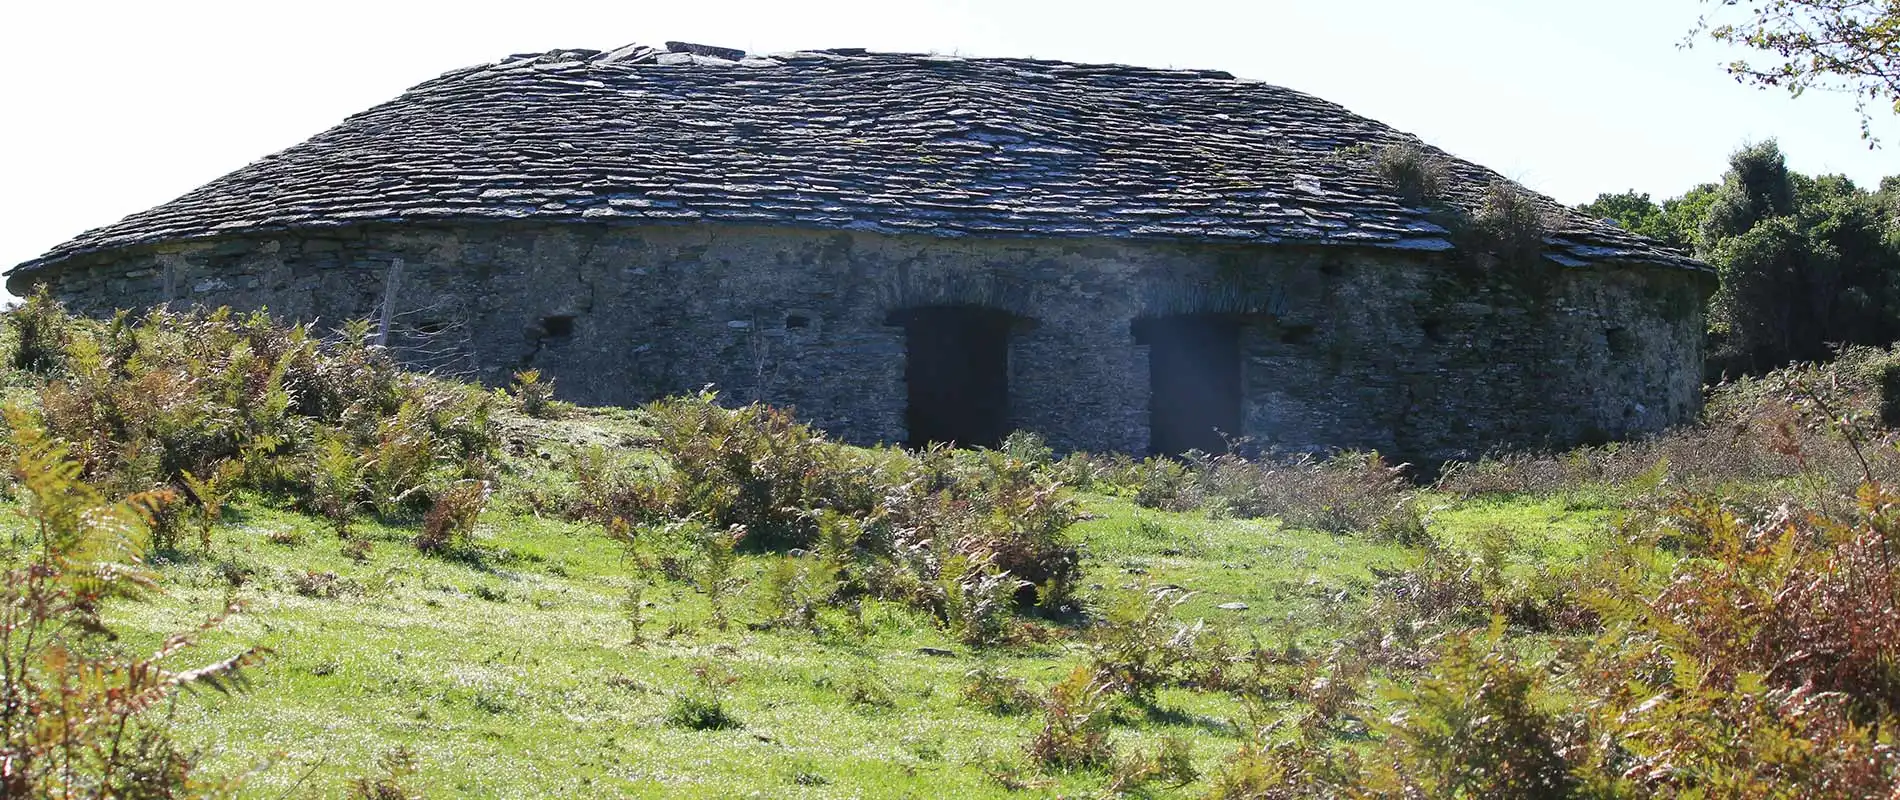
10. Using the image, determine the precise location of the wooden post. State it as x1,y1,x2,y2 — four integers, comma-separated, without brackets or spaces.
375,258,403,347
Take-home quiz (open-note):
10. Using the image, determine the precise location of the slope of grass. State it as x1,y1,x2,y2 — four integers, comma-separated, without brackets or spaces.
75,472,1473,798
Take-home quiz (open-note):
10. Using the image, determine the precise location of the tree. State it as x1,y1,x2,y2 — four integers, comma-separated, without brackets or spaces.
1578,186,1719,250
1580,191,1669,239
1694,0,1900,141
1699,141,1900,373
1660,184,1724,252
1701,140,1797,241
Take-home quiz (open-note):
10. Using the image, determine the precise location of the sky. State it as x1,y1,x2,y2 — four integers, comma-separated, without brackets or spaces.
2,0,1894,278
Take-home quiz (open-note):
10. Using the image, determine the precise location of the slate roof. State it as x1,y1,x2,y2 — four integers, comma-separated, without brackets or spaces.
12,41,1706,279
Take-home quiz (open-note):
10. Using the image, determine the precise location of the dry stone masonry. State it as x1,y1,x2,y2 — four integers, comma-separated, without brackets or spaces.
9,41,1714,464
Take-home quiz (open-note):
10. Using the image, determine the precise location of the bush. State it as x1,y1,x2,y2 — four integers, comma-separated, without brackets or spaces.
416,479,490,553
1089,586,1203,702
1102,736,1197,796
574,393,1085,633
510,369,559,419
943,450,1084,609
8,287,73,374
1599,485,1900,721
1223,478,1900,797
0,409,267,797
961,666,1038,716
692,523,744,629
1364,626,1578,797
1106,449,1425,540
1027,666,1118,771
642,390,881,549
1372,142,1447,205
5,302,499,532
1462,180,1553,267
666,662,743,731
1201,738,1360,800
1129,457,1202,512
938,555,1023,647
1436,345,1900,503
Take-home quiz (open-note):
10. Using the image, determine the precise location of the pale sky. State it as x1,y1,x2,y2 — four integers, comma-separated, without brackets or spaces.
3,0,1894,278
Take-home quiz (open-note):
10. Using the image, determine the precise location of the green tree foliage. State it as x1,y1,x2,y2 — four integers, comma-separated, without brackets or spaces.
1579,141,1900,376
1694,0,1900,141
1581,185,1722,251
1580,190,1670,241
1702,141,1900,373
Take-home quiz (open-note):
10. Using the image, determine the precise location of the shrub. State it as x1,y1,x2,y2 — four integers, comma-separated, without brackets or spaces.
8,287,74,374
1461,180,1553,268
179,459,244,552
666,662,742,731
310,433,364,537
1192,450,1426,540
1027,665,1118,771
1089,448,1426,538
961,666,1039,716
347,747,423,800
1130,457,1202,512
938,555,1022,647
5,303,499,531
0,409,267,797
416,479,489,553
1436,346,1900,504
757,556,828,632
1364,625,1578,797
947,450,1085,609
693,524,744,629
510,369,559,419
360,401,435,515
1598,484,1900,721
1235,476,1900,797
562,445,672,527
583,393,1086,630
1201,738,1361,800
1089,586,1203,702
1372,142,1447,205
998,430,1054,466
1102,736,1197,796
642,390,880,549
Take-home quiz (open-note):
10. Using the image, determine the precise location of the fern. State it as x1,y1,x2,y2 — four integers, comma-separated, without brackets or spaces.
0,406,268,796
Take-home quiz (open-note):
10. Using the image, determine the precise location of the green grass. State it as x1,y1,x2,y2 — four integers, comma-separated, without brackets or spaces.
1424,491,1620,566
65,462,1596,798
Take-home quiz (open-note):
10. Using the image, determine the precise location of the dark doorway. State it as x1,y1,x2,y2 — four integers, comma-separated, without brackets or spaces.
1135,315,1243,456
893,306,1015,449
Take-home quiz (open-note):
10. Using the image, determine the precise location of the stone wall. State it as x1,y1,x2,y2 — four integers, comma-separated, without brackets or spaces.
25,221,1712,463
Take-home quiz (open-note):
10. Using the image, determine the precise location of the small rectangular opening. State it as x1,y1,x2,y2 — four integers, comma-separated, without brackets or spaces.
1135,315,1243,456
539,315,575,339
892,306,1015,449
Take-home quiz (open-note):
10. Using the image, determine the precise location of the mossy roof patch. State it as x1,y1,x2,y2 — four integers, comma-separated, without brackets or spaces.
12,42,1705,278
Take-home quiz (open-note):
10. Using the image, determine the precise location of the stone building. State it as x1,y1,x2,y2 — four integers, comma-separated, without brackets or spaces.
8,41,1712,462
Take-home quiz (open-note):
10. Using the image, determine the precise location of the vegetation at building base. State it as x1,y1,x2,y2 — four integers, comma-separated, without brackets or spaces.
1,298,1898,797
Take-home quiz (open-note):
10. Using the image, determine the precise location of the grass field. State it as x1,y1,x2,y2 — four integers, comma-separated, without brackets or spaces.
10,304,1899,798
45,420,1616,799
